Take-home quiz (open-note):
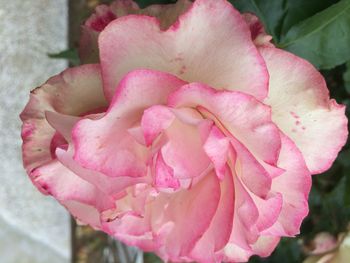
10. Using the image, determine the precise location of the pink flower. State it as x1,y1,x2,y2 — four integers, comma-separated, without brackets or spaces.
303,232,350,263
20,0,348,262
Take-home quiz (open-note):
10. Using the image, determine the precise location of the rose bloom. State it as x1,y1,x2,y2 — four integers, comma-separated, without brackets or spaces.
20,0,348,262
303,232,350,263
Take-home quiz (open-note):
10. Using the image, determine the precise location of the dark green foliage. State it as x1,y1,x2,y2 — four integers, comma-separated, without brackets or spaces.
230,0,350,70
135,0,177,8
344,62,350,94
280,0,350,69
230,0,339,40
144,252,163,263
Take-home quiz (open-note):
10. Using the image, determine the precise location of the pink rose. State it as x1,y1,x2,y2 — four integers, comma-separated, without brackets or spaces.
303,232,350,263
20,0,348,262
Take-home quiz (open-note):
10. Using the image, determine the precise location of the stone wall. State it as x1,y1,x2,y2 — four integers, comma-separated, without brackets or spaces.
0,0,70,262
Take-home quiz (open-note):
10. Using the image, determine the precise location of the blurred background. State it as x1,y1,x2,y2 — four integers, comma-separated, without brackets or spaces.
1,0,350,262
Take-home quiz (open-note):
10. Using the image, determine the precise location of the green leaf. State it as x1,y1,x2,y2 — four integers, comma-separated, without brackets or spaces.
229,0,339,43
48,48,80,66
313,176,350,234
344,62,350,94
278,0,339,36
279,0,350,69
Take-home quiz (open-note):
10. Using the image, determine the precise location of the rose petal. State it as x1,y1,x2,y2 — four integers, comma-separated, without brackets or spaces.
223,235,280,262
230,136,272,198
229,172,259,250
99,0,268,101
261,47,348,173
154,151,180,190
190,170,234,262
161,117,211,180
168,83,281,166
262,134,311,236
72,70,186,177
56,148,150,197
20,64,106,173
203,126,230,180
45,111,79,143
158,171,221,259
31,160,115,229
141,105,175,146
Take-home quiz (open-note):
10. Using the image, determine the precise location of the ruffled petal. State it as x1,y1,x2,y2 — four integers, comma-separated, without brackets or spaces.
230,136,272,198
99,0,268,101
190,170,234,262
20,64,106,173
168,83,281,166
56,148,150,197
154,151,180,190
141,105,175,146
226,172,259,252
160,117,211,180
203,126,230,180
261,47,348,173
31,160,115,229
72,70,186,177
79,0,192,63
262,134,311,237
156,171,221,260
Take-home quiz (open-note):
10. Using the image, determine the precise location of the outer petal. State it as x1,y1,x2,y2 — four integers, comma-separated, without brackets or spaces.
261,47,348,173
168,83,281,166
99,0,268,101
79,0,192,63
20,64,107,174
31,160,114,229
43,111,149,197
263,134,311,236
72,70,186,177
